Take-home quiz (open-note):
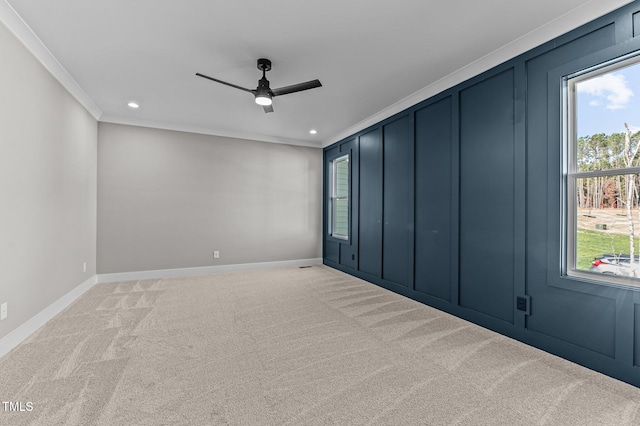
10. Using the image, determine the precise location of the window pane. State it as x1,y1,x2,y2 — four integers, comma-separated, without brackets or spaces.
574,174,640,278
334,158,349,198
574,61,640,172
567,56,640,285
575,133,628,173
332,198,349,238
331,155,349,239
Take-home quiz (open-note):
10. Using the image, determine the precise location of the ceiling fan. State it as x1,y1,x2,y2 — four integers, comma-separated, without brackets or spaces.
196,58,322,113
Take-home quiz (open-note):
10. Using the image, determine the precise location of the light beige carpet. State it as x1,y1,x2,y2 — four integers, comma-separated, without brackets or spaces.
1,265,639,425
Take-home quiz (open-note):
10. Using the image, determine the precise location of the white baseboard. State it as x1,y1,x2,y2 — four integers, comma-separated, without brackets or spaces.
0,275,98,359
96,258,323,284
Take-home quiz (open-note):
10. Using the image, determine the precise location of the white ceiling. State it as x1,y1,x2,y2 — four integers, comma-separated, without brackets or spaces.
1,0,634,147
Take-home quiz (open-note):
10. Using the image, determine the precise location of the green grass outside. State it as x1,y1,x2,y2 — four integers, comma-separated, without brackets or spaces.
576,228,640,270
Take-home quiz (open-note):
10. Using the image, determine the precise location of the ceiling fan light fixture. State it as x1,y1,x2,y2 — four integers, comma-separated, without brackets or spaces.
255,94,272,106
196,58,321,114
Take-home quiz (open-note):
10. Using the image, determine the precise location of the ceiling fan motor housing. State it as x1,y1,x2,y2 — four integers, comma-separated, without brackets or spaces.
257,58,272,72
256,58,273,101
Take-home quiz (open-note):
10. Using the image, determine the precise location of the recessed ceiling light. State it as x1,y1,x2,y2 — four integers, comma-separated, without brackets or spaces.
127,102,139,109
309,129,318,135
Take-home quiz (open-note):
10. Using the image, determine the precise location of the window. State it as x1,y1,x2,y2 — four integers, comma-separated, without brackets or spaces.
565,54,640,285
330,154,349,239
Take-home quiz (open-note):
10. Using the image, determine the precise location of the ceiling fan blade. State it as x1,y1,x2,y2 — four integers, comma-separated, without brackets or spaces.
271,79,321,96
195,73,255,93
263,104,274,113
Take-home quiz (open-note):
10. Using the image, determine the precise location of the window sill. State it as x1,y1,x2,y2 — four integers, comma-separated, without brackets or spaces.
564,269,640,291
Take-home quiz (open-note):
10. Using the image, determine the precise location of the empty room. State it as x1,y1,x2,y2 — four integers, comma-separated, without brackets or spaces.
4,0,640,424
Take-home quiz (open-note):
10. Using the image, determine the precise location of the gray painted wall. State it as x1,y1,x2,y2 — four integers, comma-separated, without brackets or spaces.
0,22,98,341
97,123,322,273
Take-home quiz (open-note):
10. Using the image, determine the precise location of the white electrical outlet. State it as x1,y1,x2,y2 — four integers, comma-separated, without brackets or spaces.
83,262,87,273
1,303,7,320
213,251,220,259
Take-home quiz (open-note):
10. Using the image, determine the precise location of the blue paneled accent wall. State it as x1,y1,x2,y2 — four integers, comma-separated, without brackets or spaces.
323,1,640,387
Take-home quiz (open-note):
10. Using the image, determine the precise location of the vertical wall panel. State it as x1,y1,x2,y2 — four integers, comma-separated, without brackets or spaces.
339,245,356,268
525,25,618,355
459,69,515,323
382,116,412,286
338,140,358,270
325,240,339,263
359,128,383,277
415,98,453,300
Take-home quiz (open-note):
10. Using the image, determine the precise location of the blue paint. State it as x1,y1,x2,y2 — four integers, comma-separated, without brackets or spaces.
323,0,640,387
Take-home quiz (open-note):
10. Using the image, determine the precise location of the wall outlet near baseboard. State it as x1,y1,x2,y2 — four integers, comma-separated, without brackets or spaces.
1,302,7,320
213,251,220,259
83,262,87,273
516,296,530,315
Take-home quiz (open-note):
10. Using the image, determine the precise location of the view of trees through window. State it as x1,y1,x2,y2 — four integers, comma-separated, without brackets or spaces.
571,57,640,281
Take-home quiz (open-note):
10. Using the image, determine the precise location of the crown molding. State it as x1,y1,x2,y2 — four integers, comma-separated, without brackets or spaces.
2,0,632,148
99,115,323,148
0,0,102,120
322,0,634,147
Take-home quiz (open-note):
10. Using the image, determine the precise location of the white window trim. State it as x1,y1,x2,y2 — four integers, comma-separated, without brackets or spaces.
564,52,640,288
